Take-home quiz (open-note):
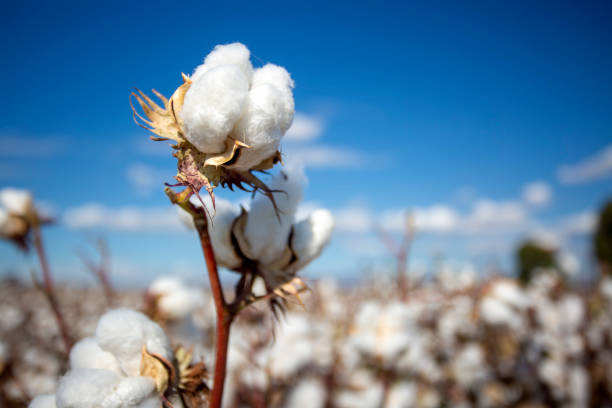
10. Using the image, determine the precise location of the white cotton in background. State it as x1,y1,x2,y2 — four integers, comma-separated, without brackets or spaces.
150,277,204,321
69,337,121,373
242,165,304,265
95,309,173,377
286,378,327,408
191,43,253,84
600,277,612,301
0,187,32,216
334,371,383,408
181,64,250,154
28,394,56,408
479,297,524,332
55,368,122,408
557,294,585,333
207,198,241,268
266,313,332,379
231,64,295,170
385,383,416,408
452,343,489,388
291,208,334,270
490,280,529,310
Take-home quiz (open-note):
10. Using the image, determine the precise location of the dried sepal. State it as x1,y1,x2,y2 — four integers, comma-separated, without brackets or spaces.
130,74,191,143
175,346,209,408
140,345,175,394
133,75,283,214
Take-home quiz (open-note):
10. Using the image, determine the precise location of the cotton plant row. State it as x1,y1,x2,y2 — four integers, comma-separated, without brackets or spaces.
197,272,612,408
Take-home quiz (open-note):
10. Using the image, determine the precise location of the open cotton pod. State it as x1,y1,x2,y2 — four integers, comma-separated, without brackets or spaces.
0,187,48,250
131,42,294,207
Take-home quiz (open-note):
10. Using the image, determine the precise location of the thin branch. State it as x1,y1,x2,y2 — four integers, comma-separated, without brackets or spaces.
165,187,232,408
31,221,73,355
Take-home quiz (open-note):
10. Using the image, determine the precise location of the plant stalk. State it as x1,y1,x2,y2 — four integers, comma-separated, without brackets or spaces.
31,222,73,355
167,188,232,408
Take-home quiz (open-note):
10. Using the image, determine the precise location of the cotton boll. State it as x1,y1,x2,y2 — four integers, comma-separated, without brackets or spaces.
191,43,253,84
230,64,294,170
242,165,304,265
291,208,334,270
207,198,241,268
0,187,33,216
69,337,121,373
148,276,205,320
452,343,489,388
55,368,121,408
29,394,56,408
385,383,417,408
286,378,327,408
101,376,157,408
95,309,173,377
182,64,250,153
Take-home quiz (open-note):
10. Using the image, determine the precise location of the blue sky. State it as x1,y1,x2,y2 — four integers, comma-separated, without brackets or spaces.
1,1,611,286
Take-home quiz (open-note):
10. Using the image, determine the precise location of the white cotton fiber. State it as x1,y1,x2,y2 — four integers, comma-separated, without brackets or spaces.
243,165,304,265
286,378,326,408
29,394,56,408
182,64,250,153
208,198,241,268
69,337,121,373
149,276,204,320
231,64,295,170
291,209,334,270
95,309,173,377
55,368,121,408
191,43,253,84
0,187,33,216
100,376,157,408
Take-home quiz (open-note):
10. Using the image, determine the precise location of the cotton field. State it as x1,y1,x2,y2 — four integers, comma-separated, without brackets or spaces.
1,270,612,407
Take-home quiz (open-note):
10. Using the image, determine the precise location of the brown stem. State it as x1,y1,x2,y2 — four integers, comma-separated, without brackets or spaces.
31,222,73,355
166,188,232,408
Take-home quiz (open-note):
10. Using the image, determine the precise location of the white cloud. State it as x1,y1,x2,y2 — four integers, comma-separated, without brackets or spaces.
462,200,527,233
0,134,66,157
558,145,612,184
522,181,552,207
63,203,183,231
379,206,458,234
284,113,323,142
126,163,170,196
333,206,373,232
283,144,365,169
559,210,597,236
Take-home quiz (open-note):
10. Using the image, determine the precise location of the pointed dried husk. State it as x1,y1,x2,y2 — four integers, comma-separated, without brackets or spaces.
131,75,282,205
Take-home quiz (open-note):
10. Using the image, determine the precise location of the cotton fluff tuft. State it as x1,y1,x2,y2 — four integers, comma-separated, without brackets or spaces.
181,43,295,167
191,42,253,84
231,64,295,169
182,64,250,153
177,197,241,268
291,209,334,270
96,308,173,377
286,378,327,408
69,337,121,373
207,198,241,268
29,394,56,408
148,276,204,320
243,165,304,265
55,368,157,408
0,187,33,216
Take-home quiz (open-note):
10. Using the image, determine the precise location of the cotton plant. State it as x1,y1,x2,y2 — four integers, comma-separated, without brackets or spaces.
132,42,333,407
0,187,38,249
0,187,73,354
29,308,209,408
